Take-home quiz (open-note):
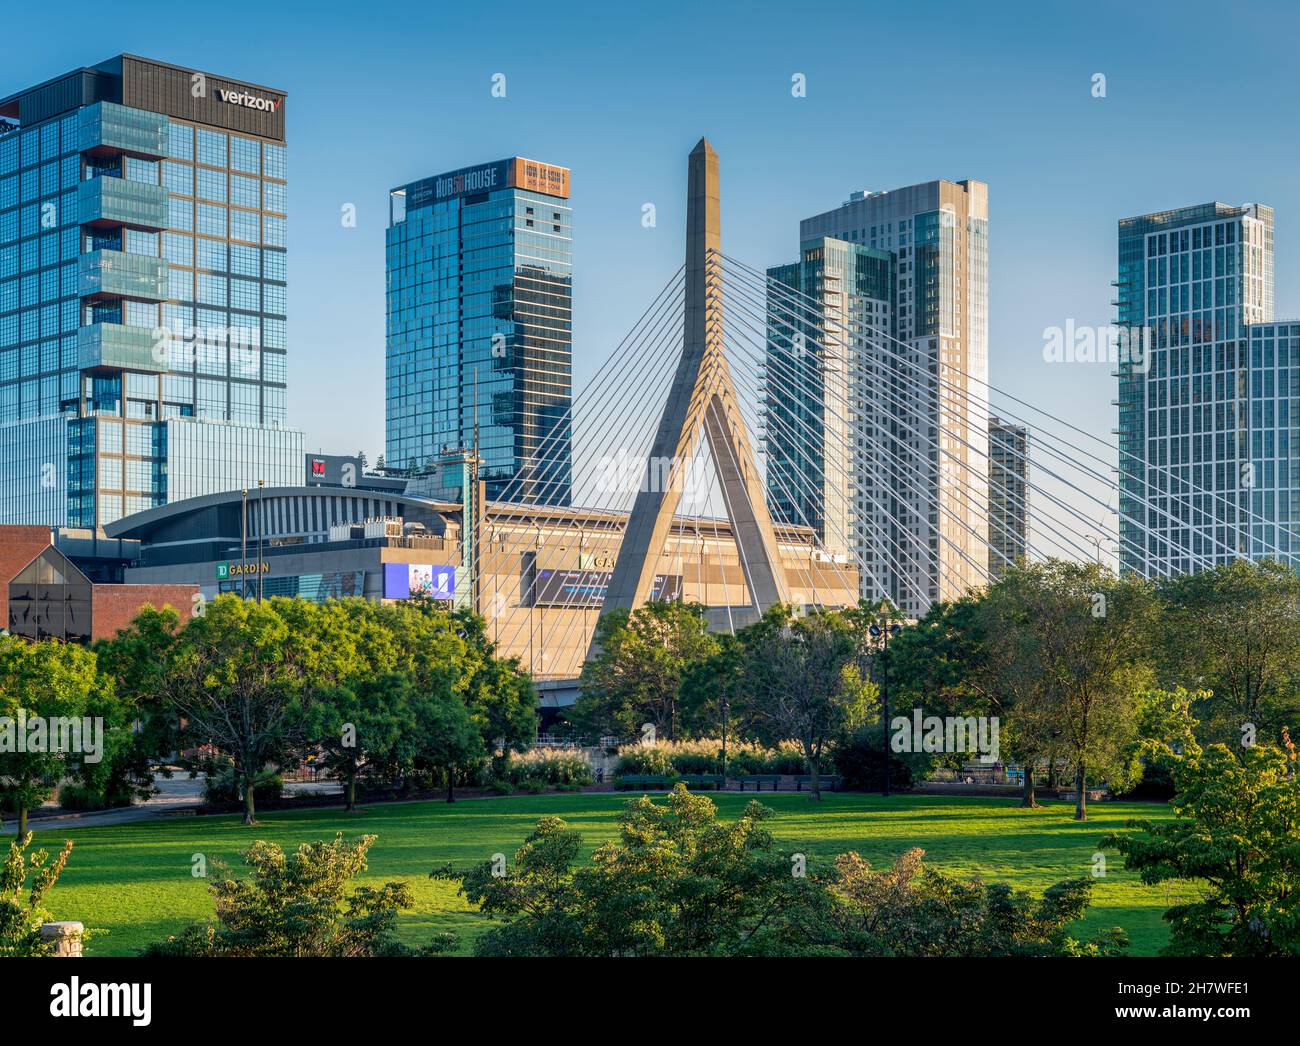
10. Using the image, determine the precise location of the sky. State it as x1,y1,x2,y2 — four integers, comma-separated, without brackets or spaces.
4,0,1299,483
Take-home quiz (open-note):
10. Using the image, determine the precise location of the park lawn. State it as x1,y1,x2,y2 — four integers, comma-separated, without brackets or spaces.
30,792,1198,957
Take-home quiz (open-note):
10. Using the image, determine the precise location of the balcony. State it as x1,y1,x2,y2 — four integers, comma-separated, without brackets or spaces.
77,176,168,231
79,250,168,301
78,102,168,159
78,323,167,374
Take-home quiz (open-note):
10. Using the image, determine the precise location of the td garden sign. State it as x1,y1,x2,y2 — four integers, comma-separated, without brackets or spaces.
217,560,270,579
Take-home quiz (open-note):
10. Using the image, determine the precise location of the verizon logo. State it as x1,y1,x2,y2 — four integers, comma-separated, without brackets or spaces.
216,88,281,112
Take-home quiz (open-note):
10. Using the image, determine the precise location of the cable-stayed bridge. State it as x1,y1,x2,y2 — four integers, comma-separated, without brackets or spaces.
468,139,1299,684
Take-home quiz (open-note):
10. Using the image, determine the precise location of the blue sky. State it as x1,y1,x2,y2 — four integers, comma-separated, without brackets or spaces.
5,0,1299,469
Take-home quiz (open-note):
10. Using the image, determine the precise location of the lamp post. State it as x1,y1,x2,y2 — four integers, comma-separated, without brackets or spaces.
240,488,248,600
869,620,903,797
256,479,265,605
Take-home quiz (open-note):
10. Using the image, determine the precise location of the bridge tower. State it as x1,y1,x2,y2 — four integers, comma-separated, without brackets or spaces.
588,138,789,658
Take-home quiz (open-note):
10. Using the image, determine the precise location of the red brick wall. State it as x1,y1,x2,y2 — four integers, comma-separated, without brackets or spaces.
0,526,54,629
91,584,200,641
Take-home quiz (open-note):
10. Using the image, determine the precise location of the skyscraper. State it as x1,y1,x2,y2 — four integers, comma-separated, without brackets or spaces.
1115,202,1293,575
386,158,572,506
793,179,990,617
988,417,1028,577
766,237,895,598
0,55,301,529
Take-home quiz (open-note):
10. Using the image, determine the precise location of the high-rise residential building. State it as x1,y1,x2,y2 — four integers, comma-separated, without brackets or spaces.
791,179,989,618
0,55,301,529
988,417,1028,577
766,237,895,596
386,157,573,506
1115,203,1294,575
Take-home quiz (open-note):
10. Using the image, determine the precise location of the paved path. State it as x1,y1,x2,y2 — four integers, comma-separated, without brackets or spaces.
1,773,340,833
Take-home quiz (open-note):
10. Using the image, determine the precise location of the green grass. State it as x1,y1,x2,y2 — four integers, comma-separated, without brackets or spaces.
30,792,1198,956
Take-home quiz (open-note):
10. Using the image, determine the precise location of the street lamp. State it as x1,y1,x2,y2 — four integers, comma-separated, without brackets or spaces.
869,620,903,797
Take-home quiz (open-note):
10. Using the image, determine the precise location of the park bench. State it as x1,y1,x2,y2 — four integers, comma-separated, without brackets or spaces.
678,774,725,790
794,775,841,792
734,774,782,791
617,774,672,790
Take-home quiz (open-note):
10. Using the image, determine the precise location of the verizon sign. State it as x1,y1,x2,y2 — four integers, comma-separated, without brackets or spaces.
216,88,281,113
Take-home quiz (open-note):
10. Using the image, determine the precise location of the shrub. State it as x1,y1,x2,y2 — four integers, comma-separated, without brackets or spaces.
502,749,593,787
518,777,548,794
614,739,809,778
57,784,111,812
834,723,924,791
202,767,284,805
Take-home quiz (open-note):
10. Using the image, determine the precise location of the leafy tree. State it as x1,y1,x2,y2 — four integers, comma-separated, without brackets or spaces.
85,603,194,810
303,674,410,811
0,636,115,835
0,833,74,956
451,786,817,956
1157,559,1300,750
410,678,486,802
145,834,453,956
989,562,1156,819
680,632,749,767
576,601,719,741
1103,731,1300,956
166,596,310,825
447,786,1125,957
452,610,537,768
737,606,868,799
826,847,1127,956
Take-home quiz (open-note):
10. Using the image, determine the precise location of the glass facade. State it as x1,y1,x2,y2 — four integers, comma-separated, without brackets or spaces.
798,180,990,616
1115,203,1283,574
0,62,299,530
386,158,572,505
767,238,894,601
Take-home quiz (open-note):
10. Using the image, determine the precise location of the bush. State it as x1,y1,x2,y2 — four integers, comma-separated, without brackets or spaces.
57,783,132,812
487,780,514,796
202,767,284,805
834,723,924,791
614,739,809,779
502,749,593,787
1115,758,1176,801
518,777,548,794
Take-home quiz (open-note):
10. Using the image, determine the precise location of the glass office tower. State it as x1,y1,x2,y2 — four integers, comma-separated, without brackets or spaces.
1115,203,1279,575
0,55,301,528
386,158,573,506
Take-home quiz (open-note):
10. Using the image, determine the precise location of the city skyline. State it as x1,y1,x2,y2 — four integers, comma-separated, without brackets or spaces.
3,0,1295,473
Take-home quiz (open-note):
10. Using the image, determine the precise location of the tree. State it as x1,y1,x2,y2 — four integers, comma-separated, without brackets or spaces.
0,636,115,835
166,596,310,825
90,604,188,808
0,833,74,956
576,601,719,741
1103,732,1300,956
680,632,749,768
452,611,537,770
409,676,485,802
737,606,869,799
303,674,410,811
451,786,817,956
145,834,453,956
991,562,1156,819
447,786,1126,957
827,847,1127,956
1157,559,1300,750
